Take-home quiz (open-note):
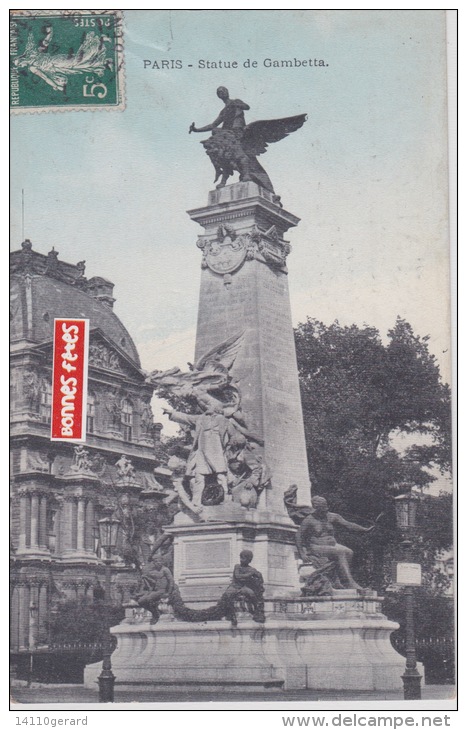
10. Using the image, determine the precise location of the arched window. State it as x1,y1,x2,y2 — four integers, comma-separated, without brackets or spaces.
39,381,52,424
86,392,96,434
121,399,133,441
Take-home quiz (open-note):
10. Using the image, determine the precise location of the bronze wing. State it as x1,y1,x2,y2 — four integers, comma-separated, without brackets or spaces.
194,331,244,373
241,114,307,156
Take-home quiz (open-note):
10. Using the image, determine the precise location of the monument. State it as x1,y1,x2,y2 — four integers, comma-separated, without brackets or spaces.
84,88,409,694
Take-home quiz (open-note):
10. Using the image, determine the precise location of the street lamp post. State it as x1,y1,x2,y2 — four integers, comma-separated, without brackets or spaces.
97,516,121,703
394,489,422,700
27,602,38,687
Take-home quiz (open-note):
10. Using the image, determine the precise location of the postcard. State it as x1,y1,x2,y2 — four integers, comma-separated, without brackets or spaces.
10,9,455,715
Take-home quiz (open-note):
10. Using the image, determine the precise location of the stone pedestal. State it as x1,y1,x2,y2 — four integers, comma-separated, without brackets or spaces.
188,182,311,510
165,515,300,605
84,593,412,693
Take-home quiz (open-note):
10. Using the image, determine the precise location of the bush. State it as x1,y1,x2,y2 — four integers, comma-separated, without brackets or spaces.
49,598,124,643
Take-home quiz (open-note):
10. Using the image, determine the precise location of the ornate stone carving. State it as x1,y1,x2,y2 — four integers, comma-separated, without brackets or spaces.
197,223,291,276
70,445,94,475
22,369,41,410
19,239,33,273
17,486,48,498
115,454,136,480
73,260,88,290
139,400,154,437
200,229,250,276
90,452,107,477
105,389,123,430
26,451,50,473
89,342,125,372
11,240,88,286
253,225,292,270
45,247,60,275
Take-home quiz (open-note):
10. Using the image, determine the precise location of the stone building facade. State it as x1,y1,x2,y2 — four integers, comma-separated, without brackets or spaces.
10,241,166,666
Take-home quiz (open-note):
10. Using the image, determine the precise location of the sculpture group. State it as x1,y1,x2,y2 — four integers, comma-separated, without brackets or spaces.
134,550,265,627
147,332,269,516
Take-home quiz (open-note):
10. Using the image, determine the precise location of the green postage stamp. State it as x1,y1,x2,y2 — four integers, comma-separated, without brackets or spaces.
10,9,124,113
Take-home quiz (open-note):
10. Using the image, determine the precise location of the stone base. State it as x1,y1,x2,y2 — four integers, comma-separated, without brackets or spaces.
84,595,414,693
164,518,300,604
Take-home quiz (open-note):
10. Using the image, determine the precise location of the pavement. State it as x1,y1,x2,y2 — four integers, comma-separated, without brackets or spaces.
11,683,456,706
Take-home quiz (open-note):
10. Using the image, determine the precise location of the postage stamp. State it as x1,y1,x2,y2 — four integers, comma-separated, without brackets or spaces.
9,9,124,113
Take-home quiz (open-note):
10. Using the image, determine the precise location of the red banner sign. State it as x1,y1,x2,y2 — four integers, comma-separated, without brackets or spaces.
51,319,89,441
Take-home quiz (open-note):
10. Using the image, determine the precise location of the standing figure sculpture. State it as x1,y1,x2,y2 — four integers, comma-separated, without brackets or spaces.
163,401,236,511
296,495,374,591
189,86,307,197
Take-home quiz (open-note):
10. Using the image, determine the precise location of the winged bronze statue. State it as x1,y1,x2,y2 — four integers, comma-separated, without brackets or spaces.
189,87,307,200
146,331,244,413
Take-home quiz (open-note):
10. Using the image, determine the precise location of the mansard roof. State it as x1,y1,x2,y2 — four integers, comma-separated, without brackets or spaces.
10,241,141,366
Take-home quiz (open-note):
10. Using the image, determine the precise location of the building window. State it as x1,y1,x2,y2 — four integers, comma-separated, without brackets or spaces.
87,393,96,434
39,381,52,424
121,399,133,441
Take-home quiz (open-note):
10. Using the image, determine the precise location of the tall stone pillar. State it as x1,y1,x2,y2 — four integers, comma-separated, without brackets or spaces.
77,497,86,552
188,182,311,509
38,582,48,645
18,583,29,650
165,184,312,603
61,495,75,553
54,499,62,555
30,493,40,549
71,499,78,550
18,491,28,552
25,497,31,547
39,494,47,549
10,584,20,651
85,500,95,552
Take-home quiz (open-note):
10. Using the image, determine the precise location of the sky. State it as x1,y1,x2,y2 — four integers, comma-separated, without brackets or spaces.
10,10,452,438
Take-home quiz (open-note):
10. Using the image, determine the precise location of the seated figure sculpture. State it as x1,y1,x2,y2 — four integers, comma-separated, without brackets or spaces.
153,549,266,627
296,495,374,591
135,558,174,624
222,549,265,626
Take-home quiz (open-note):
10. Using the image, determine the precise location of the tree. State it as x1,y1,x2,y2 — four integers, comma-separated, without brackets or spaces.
294,317,453,589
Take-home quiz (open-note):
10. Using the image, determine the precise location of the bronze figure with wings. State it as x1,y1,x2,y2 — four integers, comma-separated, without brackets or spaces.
189,87,307,200
146,333,269,515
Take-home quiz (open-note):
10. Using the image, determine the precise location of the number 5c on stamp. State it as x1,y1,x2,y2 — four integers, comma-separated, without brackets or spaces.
83,76,108,99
